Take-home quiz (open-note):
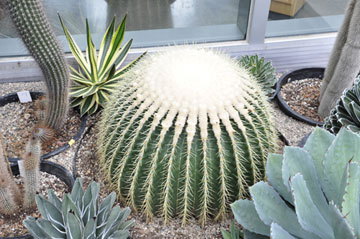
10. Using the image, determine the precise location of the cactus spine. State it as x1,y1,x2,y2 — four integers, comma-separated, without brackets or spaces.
98,47,278,225
7,0,69,130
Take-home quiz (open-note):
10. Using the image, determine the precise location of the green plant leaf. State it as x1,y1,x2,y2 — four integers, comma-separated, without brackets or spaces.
37,218,66,238
328,201,356,239
341,162,360,236
86,19,98,83
282,147,332,222
98,17,116,69
23,216,49,239
58,14,90,78
250,182,320,239
323,128,360,205
265,153,292,205
231,199,269,236
290,173,333,238
270,223,296,239
303,127,335,188
66,213,83,239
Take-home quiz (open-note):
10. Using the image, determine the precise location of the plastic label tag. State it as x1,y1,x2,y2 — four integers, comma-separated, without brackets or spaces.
17,91,32,103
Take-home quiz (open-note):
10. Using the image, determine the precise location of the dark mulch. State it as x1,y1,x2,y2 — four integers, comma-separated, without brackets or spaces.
280,78,324,123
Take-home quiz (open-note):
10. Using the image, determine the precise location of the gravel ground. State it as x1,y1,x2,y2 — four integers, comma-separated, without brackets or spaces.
0,80,315,238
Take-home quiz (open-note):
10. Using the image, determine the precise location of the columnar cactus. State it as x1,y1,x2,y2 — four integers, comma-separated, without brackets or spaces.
7,0,70,131
0,134,41,214
19,137,41,209
0,135,21,214
98,47,278,225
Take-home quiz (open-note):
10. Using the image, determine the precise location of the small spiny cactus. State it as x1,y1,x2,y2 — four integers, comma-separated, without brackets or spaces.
7,0,70,132
98,47,278,225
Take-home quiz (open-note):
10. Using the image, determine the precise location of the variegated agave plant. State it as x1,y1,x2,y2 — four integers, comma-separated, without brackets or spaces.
231,127,360,239
59,15,146,116
98,47,278,225
324,75,360,134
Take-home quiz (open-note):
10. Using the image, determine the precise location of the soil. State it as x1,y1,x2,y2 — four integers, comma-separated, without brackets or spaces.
0,99,81,158
0,171,69,237
279,78,324,123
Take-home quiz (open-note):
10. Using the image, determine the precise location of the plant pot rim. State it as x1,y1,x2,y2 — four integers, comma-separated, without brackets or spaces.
275,67,325,126
0,91,87,161
0,160,74,239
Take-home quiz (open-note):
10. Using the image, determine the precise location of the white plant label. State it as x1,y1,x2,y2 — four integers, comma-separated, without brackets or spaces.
17,91,32,103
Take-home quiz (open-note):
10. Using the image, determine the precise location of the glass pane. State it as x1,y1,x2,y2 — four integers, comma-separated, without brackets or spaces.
0,0,250,57
266,0,349,37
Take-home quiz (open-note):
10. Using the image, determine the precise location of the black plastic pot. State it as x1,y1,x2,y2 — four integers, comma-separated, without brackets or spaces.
0,92,87,161
0,160,74,239
275,68,325,126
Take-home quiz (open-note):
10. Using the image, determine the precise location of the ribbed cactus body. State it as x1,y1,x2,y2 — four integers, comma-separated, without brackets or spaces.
19,138,41,209
7,0,69,130
0,138,20,215
98,47,278,224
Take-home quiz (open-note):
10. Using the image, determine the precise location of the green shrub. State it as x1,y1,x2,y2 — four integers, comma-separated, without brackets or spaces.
231,127,360,239
97,47,278,225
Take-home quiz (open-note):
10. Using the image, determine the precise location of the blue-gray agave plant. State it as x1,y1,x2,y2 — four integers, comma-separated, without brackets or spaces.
231,127,360,239
23,178,134,239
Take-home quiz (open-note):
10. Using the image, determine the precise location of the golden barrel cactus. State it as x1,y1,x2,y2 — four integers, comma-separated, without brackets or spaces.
97,47,278,224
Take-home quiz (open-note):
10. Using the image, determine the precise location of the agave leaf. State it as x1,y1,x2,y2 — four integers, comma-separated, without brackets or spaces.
84,218,96,239
323,128,360,205
80,96,96,117
112,51,147,78
66,213,83,239
250,182,320,239
303,127,335,186
37,218,66,238
86,19,98,83
282,147,331,221
270,223,296,239
71,178,84,208
328,201,356,239
98,39,132,80
48,189,62,211
98,192,117,226
231,199,270,236
101,15,127,76
108,230,129,239
81,85,99,98
70,74,92,86
243,230,269,239
70,97,84,108
23,216,50,239
36,196,64,229
70,86,95,98
58,14,91,78
87,103,99,115
265,153,293,205
62,194,82,222
98,17,116,69
290,173,334,238
341,162,360,236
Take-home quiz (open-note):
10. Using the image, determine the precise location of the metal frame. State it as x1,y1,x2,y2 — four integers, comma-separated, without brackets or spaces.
0,0,339,83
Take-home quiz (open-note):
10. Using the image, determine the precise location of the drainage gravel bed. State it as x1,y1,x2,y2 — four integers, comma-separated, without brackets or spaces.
0,81,314,238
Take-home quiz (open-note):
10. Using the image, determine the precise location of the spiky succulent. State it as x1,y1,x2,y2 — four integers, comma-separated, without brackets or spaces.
231,127,360,239
59,15,145,116
98,47,278,225
240,55,277,96
324,75,360,134
7,0,70,131
0,133,41,215
24,178,134,239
